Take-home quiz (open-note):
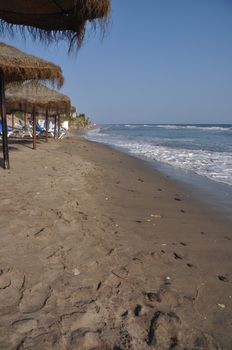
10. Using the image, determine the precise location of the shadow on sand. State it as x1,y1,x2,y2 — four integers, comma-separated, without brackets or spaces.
0,137,44,168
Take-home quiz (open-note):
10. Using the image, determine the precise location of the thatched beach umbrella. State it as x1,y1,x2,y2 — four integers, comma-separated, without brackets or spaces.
71,106,77,114
0,42,64,168
6,82,71,148
0,0,110,50
0,42,64,86
6,82,70,115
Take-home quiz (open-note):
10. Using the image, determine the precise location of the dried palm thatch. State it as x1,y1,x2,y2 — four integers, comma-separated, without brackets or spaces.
5,82,71,114
0,42,64,86
71,105,76,113
0,42,64,169
0,0,110,51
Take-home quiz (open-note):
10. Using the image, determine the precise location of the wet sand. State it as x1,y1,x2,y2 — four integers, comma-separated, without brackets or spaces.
0,136,231,350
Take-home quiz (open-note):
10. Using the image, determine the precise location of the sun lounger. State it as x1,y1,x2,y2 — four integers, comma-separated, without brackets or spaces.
0,120,14,138
36,122,46,135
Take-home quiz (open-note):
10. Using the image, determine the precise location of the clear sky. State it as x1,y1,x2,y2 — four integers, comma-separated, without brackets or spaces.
3,0,232,124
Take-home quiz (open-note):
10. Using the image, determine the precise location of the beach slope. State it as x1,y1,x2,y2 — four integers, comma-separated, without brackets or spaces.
0,136,231,349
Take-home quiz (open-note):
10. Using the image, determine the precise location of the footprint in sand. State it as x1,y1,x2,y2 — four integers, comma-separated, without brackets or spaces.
187,263,196,268
144,285,181,307
11,318,38,334
145,310,219,349
134,304,142,316
0,268,25,315
78,211,88,220
217,275,229,282
173,252,183,260
107,248,114,256
145,310,180,347
112,267,128,280
121,310,128,318
19,283,51,313
224,236,231,241
146,292,162,303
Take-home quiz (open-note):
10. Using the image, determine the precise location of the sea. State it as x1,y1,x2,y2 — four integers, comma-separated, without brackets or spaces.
83,124,232,219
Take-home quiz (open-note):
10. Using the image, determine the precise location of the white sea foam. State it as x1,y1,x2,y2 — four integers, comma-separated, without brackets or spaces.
113,141,232,186
124,124,138,128
156,125,231,132
85,129,232,186
85,122,232,187
87,127,102,134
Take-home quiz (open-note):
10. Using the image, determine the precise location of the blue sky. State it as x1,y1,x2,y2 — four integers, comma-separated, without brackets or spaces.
3,0,232,124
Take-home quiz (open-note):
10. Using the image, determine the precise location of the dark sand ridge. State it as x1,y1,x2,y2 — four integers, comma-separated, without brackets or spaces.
0,136,231,349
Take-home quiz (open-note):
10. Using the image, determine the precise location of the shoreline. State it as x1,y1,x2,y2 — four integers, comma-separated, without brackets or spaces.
79,135,232,226
80,130,232,222
0,136,231,349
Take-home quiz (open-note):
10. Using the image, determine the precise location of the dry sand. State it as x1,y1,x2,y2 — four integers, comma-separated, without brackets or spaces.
0,136,231,350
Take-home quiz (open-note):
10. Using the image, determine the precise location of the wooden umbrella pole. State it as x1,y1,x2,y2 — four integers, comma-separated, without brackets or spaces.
45,108,49,142
32,108,36,150
12,113,14,128
58,114,60,137
0,69,10,169
54,115,57,139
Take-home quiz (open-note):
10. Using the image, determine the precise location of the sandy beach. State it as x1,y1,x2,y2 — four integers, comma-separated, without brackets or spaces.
0,136,231,350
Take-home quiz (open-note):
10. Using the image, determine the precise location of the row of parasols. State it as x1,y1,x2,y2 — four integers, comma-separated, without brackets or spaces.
0,42,72,169
0,0,111,170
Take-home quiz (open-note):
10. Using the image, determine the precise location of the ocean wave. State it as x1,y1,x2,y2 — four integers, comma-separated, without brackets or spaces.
85,130,232,186
124,124,139,128
86,127,102,134
84,122,232,186
124,124,156,129
156,125,231,132
115,141,232,186
86,125,113,135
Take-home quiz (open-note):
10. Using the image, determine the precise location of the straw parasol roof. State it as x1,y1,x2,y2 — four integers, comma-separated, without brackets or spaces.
71,105,76,113
0,1,110,50
0,42,64,86
5,82,71,114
